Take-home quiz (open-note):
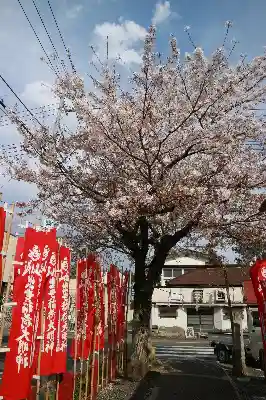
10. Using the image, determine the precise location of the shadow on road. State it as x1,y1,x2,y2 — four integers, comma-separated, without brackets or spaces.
128,359,239,400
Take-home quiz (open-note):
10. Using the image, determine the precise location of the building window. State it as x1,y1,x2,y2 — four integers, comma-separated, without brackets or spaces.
163,269,173,278
173,269,183,278
159,305,178,318
162,268,183,280
223,309,244,321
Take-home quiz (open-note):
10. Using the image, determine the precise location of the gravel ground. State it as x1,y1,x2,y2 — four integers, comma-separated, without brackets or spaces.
96,379,139,400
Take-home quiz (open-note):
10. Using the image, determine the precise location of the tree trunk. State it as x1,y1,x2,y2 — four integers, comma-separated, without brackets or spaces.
129,263,153,380
232,322,247,377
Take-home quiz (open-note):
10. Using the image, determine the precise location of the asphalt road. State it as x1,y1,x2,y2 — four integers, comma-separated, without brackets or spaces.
130,358,240,400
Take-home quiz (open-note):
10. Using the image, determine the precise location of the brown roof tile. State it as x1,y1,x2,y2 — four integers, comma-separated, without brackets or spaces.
168,266,250,287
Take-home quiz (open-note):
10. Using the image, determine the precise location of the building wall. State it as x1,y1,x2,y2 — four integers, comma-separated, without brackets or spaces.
152,286,245,305
152,285,248,332
3,233,18,283
151,304,187,330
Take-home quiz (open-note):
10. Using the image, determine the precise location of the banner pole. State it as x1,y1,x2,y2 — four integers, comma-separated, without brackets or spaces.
72,261,79,400
36,302,45,400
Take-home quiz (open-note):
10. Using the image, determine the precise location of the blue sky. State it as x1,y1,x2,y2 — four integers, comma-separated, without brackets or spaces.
1,0,266,203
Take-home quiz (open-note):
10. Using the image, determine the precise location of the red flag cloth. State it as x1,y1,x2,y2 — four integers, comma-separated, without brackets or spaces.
70,255,97,360
107,265,120,380
107,265,120,345
250,260,266,353
70,259,87,359
52,246,71,374
0,228,57,400
0,207,6,283
9,237,25,302
117,272,129,343
95,264,105,352
39,243,59,376
58,372,74,400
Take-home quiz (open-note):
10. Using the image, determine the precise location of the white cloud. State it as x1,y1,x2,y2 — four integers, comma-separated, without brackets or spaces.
93,20,147,65
152,1,177,25
66,4,83,19
21,81,58,107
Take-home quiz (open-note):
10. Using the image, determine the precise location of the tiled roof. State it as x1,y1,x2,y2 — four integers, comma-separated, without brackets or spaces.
168,266,250,287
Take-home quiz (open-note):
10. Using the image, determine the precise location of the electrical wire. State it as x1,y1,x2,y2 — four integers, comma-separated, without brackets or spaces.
31,0,64,74
16,0,59,78
47,0,76,73
0,74,45,128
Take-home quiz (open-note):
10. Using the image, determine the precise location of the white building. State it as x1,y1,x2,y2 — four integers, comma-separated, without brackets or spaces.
152,253,252,334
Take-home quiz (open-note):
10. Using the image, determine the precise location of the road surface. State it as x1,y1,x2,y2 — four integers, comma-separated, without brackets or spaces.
129,358,240,400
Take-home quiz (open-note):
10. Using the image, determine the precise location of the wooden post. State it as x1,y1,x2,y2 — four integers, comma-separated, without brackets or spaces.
72,262,79,400
36,302,45,400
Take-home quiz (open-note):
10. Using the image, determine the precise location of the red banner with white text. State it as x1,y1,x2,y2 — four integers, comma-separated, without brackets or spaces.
0,228,57,400
250,260,266,353
39,243,59,376
52,246,71,374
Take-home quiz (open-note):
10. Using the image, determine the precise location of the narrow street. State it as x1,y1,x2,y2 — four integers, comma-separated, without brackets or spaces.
128,355,240,400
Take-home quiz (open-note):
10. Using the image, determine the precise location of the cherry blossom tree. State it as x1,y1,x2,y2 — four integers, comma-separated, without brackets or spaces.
2,24,266,375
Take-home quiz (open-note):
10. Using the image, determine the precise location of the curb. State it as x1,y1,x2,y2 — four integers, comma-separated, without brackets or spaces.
218,363,247,400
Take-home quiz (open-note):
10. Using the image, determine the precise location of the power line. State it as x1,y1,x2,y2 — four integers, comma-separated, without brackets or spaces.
16,0,59,78
31,0,64,74
47,0,76,73
0,103,57,122
0,74,45,128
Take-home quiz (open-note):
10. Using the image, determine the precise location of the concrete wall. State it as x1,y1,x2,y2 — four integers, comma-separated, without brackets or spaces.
151,304,187,330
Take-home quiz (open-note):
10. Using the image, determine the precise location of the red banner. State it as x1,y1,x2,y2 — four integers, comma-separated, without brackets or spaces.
52,246,71,374
10,237,25,302
70,256,98,360
39,243,59,376
107,265,120,379
0,207,6,283
117,271,129,343
95,263,105,352
58,372,74,400
70,259,87,359
250,260,266,353
0,228,57,400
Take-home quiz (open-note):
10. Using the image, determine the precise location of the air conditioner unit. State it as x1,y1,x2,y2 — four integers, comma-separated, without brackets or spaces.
215,289,226,302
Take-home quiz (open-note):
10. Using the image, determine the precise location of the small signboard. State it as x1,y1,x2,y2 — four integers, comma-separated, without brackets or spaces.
186,326,195,338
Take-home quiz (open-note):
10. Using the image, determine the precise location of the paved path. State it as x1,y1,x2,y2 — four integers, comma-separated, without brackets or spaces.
130,358,240,400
